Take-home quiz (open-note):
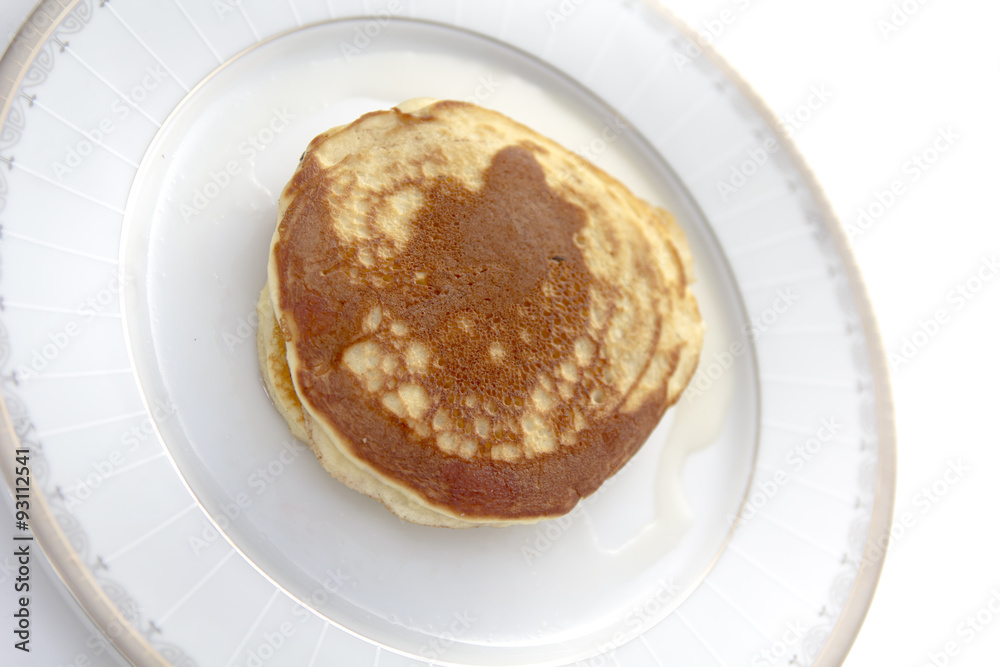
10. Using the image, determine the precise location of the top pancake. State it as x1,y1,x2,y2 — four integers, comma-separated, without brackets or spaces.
267,98,703,523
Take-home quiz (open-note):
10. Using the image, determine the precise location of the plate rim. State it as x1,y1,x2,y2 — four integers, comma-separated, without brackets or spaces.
0,1,896,665
0,3,172,664
641,5,897,662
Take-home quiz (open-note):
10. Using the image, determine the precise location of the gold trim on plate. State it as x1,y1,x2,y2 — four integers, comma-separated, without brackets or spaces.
0,1,895,665
639,3,897,664
0,1,168,664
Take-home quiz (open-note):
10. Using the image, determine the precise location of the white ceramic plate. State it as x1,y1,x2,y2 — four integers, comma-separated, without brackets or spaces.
0,1,894,665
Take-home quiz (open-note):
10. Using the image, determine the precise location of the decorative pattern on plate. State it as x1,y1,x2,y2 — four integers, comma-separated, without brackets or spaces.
0,1,893,665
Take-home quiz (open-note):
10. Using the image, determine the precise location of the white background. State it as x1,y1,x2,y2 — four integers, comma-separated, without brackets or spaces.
1,0,998,665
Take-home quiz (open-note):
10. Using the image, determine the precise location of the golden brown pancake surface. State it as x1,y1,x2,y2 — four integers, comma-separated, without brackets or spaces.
264,99,703,524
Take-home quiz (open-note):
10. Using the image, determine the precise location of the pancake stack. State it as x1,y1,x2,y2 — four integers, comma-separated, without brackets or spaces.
258,99,703,527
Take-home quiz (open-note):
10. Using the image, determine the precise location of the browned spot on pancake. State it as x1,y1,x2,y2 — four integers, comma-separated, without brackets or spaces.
275,142,680,520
